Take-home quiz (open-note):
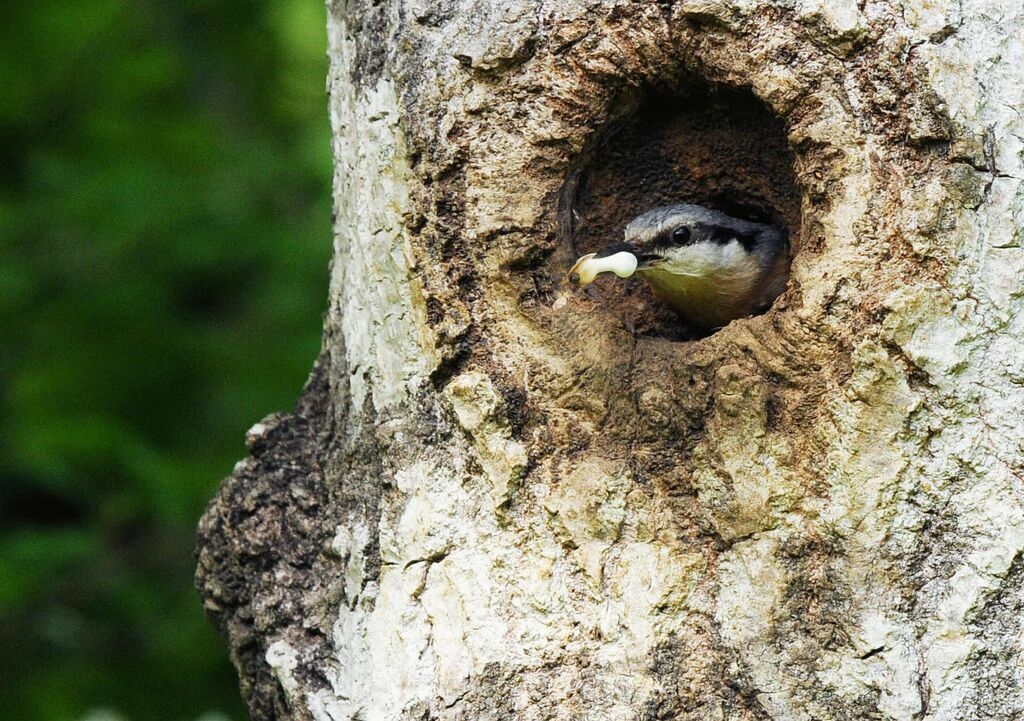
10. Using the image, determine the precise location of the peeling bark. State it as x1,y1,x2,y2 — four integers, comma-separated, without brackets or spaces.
196,1,1024,719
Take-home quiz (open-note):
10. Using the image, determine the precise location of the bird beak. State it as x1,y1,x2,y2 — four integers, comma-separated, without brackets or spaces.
569,243,640,286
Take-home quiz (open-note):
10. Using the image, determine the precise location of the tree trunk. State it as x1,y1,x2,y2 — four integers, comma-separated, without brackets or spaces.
196,1,1024,719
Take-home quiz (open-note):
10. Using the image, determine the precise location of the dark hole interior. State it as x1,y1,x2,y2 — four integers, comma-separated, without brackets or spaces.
564,80,801,341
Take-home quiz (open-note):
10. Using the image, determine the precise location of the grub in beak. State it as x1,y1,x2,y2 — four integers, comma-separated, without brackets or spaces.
568,250,639,286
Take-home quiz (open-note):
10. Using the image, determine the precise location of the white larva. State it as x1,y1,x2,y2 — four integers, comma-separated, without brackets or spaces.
568,251,638,286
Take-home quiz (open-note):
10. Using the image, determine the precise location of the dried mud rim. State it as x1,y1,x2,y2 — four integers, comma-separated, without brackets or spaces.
561,76,802,342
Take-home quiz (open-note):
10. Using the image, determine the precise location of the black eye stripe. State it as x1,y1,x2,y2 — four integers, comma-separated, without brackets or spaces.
703,223,758,250
644,221,763,251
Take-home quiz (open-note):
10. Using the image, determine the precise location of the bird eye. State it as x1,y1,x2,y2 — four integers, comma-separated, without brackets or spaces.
671,226,691,244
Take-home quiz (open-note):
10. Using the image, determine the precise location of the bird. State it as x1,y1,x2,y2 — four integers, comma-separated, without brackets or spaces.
569,204,790,330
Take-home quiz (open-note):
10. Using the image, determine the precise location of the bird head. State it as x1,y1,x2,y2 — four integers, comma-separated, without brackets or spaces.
569,204,769,287
568,204,789,329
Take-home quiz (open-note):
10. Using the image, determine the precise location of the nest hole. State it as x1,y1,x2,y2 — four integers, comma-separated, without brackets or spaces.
564,79,801,341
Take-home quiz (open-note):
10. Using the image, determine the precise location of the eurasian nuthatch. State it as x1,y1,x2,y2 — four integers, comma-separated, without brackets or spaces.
570,204,789,330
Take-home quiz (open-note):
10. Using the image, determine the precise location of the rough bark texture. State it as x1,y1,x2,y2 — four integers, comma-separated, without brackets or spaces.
196,1,1024,719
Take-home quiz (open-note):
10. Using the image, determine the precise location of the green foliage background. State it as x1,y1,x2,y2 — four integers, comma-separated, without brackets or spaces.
0,1,333,718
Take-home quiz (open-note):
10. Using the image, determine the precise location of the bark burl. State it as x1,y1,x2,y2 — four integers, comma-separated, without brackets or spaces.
197,1,1024,719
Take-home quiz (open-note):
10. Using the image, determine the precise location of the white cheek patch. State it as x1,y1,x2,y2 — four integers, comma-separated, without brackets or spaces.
569,251,638,286
665,240,748,275
718,240,749,266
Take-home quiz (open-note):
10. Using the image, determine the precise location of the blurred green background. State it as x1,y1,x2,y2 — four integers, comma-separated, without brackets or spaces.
0,0,333,719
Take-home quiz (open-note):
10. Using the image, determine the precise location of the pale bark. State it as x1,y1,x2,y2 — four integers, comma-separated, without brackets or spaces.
196,1,1024,719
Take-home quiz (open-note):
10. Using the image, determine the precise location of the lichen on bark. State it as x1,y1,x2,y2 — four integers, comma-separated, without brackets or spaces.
197,1,1024,719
